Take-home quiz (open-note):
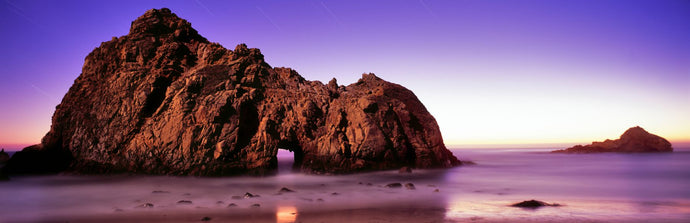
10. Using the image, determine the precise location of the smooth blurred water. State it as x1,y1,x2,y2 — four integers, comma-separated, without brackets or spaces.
1,148,689,222
441,147,690,222
448,148,690,199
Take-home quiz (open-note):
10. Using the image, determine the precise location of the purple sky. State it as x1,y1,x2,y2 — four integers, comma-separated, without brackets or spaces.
1,0,688,150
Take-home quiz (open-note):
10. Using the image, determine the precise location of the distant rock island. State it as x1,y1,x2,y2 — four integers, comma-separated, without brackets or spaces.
3,8,460,176
552,126,673,153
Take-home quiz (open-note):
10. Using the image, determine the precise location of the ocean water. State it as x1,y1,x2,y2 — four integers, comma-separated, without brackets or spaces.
1,148,689,222
442,147,690,222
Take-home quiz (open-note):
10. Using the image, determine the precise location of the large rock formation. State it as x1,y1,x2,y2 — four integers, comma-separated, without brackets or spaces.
4,8,460,175
552,126,673,153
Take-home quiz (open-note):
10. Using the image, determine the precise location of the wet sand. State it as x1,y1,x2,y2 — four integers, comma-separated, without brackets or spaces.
4,173,688,223
2,173,450,223
19,199,689,223
2,148,690,222
48,203,448,223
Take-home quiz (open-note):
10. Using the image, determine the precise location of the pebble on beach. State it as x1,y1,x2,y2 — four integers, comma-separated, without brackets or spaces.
136,203,154,208
385,183,403,188
244,192,259,198
279,187,295,193
511,200,561,208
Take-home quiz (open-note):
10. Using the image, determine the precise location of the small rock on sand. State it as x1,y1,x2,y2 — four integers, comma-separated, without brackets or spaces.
251,204,261,208
433,189,440,192
244,192,259,198
404,183,416,190
279,187,295,193
227,203,237,207
511,200,560,208
177,200,193,204
386,183,403,188
152,190,170,194
201,216,211,221
399,166,412,173
136,203,154,208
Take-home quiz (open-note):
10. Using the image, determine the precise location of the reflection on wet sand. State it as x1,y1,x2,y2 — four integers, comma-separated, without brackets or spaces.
276,205,297,223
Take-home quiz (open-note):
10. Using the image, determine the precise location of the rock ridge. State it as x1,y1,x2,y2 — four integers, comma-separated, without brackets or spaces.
4,8,460,176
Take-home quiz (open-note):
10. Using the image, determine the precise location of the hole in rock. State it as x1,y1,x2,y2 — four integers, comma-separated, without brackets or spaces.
277,149,296,174
276,139,304,174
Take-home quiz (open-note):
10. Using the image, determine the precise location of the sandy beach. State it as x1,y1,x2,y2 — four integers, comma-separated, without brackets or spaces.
39,200,690,223
3,148,690,223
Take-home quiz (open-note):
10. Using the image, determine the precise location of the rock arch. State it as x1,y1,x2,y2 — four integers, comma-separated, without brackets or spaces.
4,8,460,176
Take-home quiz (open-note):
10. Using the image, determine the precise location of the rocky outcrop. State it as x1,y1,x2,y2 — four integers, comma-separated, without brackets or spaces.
0,149,9,180
0,149,9,164
3,144,72,174
553,126,673,153
4,8,460,175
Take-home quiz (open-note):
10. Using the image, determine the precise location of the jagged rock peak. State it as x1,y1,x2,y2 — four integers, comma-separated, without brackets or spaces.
129,8,206,43
130,8,187,34
360,73,381,82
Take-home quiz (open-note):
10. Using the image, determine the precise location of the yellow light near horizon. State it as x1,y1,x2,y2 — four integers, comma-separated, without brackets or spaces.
413,68,690,146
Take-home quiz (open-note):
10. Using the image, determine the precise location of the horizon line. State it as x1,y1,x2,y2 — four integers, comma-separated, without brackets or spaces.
2,140,690,152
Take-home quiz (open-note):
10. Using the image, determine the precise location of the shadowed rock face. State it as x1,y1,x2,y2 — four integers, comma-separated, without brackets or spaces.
0,150,7,180
0,149,9,165
0,149,9,180
553,126,673,153
4,8,460,175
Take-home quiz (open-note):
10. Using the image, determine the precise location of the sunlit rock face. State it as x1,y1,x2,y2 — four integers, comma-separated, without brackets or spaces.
5,8,460,175
553,126,673,153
